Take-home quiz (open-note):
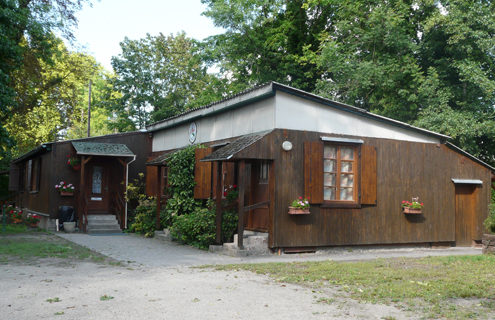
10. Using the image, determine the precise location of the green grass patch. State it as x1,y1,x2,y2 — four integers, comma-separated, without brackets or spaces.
213,255,495,319
0,234,117,265
0,224,29,234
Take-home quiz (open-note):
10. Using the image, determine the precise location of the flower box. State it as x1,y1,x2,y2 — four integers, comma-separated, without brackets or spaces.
403,207,422,214
288,206,310,215
60,191,74,197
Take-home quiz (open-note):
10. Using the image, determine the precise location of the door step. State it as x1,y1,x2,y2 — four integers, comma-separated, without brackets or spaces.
209,231,271,256
87,214,122,234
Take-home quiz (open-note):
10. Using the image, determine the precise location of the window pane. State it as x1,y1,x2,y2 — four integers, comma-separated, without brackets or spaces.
341,161,353,173
324,187,336,200
341,147,354,160
324,160,336,172
324,146,336,159
340,188,354,201
92,166,102,194
324,173,336,186
340,174,354,187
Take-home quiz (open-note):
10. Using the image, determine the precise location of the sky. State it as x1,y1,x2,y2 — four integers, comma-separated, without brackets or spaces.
71,0,224,70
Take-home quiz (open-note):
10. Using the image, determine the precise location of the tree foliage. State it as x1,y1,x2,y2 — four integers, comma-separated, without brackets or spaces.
111,32,228,127
0,0,90,166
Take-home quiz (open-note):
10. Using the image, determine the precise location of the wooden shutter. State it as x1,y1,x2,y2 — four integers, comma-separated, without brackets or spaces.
304,141,324,204
8,164,19,191
145,164,158,197
360,145,377,205
194,148,213,199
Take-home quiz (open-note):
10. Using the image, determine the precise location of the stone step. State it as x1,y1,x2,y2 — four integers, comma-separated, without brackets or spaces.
88,228,122,234
87,223,120,230
210,232,271,256
87,215,117,221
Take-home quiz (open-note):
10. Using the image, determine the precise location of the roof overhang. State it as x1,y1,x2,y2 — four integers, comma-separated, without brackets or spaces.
12,143,53,164
72,142,135,157
146,150,177,166
201,131,272,162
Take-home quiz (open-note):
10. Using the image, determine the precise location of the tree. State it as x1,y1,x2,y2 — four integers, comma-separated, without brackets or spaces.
0,0,90,165
312,0,495,164
202,0,334,92
111,32,227,127
5,39,112,157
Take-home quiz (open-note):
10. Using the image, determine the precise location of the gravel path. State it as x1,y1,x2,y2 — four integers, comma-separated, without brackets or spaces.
56,232,481,267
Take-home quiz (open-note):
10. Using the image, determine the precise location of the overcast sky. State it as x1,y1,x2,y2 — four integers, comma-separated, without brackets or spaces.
70,0,224,70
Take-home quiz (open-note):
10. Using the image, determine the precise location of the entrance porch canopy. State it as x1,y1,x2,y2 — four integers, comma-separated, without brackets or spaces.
71,142,136,232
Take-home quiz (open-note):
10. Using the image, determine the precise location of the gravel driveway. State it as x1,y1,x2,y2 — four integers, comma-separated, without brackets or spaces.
1,233,481,320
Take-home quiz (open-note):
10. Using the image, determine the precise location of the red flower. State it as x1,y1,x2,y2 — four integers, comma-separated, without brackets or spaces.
223,191,227,197
421,203,424,206
299,196,302,200
307,196,310,200
233,184,237,188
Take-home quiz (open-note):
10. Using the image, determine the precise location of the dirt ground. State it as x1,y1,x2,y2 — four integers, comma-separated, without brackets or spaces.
0,233,428,319
1,261,418,320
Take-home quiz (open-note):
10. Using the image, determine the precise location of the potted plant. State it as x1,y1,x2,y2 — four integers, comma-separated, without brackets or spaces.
55,181,75,196
482,203,495,254
25,213,40,228
289,196,310,215
401,197,423,214
67,155,80,171
6,205,23,224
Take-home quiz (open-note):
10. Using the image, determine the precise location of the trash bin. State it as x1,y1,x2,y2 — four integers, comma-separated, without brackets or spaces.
58,206,76,230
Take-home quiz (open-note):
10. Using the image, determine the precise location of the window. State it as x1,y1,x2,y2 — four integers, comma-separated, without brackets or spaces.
92,166,103,194
28,158,41,192
259,161,269,184
323,145,358,202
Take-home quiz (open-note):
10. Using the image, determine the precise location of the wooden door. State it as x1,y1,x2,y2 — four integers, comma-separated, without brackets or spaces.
455,185,478,246
86,161,110,214
246,161,270,232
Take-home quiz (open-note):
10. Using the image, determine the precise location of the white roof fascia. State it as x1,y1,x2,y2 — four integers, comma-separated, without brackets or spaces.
146,84,274,132
451,179,483,185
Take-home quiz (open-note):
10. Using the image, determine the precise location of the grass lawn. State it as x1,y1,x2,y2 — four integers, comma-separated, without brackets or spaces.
213,255,495,319
0,225,117,265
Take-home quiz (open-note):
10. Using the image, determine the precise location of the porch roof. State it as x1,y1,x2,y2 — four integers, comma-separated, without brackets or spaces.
146,150,176,166
201,130,272,162
72,142,135,157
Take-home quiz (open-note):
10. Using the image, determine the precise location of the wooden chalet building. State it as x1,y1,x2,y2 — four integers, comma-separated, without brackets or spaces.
9,132,151,232
147,82,495,250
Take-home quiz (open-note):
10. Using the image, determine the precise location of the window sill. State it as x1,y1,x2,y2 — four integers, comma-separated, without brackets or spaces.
320,202,361,209
29,191,39,195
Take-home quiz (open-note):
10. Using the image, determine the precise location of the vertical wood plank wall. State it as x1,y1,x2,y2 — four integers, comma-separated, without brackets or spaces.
236,129,491,248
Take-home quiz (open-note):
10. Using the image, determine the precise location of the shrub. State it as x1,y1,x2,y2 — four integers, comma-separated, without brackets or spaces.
221,208,238,243
129,198,156,237
170,201,216,249
484,203,495,233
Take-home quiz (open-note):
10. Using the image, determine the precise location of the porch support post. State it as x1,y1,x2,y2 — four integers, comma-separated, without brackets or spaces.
79,156,85,232
237,160,246,249
156,166,162,230
215,161,223,244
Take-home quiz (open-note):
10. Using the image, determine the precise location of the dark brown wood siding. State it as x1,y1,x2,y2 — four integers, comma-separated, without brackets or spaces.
13,132,151,219
194,148,213,199
235,129,491,248
360,145,377,205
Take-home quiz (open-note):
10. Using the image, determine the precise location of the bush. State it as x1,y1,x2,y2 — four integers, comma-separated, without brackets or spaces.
129,198,156,237
170,201,216,249
221,208,238,243
484,203,495,233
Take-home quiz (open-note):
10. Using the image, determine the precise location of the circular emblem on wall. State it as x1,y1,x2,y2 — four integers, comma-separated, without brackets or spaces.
188,122,197,143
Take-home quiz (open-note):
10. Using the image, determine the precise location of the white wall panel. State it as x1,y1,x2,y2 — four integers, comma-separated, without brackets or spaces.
274,92,440,144
152,97,276,152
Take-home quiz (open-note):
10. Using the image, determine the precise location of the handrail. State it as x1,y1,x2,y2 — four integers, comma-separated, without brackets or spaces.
112,191,125,230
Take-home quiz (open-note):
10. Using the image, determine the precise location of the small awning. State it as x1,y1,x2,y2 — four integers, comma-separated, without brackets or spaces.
146,150,176,166
201,130,272,162
451,179,483,185
72,142,134,157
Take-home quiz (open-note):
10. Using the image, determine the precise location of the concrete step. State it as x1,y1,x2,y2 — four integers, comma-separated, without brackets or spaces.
87,224,120,230
209,232,271,256
88,228,122,234
87,215,117,221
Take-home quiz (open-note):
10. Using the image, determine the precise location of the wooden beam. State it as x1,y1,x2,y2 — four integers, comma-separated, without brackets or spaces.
237,160,246,249
268,160,275,248
156,166,162,229
79,156,86,232
118,158,126,167
215,161,223,244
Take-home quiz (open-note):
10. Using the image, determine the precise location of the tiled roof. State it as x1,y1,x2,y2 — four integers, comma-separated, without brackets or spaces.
72,142,134,157
201,131,272,162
